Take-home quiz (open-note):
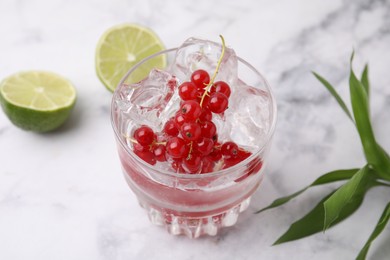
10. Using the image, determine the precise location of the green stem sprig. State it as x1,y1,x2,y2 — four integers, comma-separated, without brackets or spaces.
199,35,226,107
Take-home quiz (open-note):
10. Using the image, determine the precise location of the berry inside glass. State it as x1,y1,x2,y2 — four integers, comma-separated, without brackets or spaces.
111,38,277,238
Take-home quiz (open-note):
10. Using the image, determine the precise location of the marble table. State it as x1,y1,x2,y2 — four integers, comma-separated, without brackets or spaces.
1,0,389,259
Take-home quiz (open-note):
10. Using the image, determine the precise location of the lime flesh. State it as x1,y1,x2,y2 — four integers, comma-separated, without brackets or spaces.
95,23,166,92
0,71,76,132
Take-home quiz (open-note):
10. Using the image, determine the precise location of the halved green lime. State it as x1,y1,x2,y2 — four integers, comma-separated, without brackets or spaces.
0,71,76,132
95,23,166,92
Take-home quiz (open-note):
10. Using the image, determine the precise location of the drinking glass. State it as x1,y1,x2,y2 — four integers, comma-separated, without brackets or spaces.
111,47,277,238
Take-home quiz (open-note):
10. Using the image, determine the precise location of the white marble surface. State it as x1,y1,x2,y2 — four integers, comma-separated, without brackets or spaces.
1,0,390,259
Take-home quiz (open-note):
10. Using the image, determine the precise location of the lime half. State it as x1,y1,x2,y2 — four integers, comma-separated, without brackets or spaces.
0,71,76,132
95,23,166,92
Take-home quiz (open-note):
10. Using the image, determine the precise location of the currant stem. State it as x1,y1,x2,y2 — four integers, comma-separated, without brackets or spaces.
124,135,166,146
124,135,139,144
187,141,194,160
200,35,226,107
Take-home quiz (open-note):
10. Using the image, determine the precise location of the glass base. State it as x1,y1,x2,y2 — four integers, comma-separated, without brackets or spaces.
139,197,251,238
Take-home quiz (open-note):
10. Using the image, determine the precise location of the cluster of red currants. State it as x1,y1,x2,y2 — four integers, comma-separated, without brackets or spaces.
131,69,254,174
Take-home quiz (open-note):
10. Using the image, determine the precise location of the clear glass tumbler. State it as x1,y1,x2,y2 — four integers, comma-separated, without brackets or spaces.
111,47,277,238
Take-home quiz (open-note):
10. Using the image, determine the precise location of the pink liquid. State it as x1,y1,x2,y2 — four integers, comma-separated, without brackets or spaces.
118,144,264,219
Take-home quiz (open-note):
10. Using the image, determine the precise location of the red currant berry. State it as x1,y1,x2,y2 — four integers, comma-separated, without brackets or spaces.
196,137,214,156
223,149,251,169
180,100,202,120
221,141,239,158
178,81,198,100
181,122,201,141
164,118,179,137
133,125,155,146
153,144,167,162
209,147,222,161
171,159,185,173
200,121,217,139
238,149,252,160
211,81,231,98
134,149,156,165
174,112,186,129
208,92,229,114
222,149,252,174
183,153,202,173
166,137,189,159
199,108,212,122
201,156,215,173
133,143,150,153
191,69,210,89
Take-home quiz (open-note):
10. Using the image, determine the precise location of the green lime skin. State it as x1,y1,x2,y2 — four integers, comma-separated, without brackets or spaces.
0,93,75,132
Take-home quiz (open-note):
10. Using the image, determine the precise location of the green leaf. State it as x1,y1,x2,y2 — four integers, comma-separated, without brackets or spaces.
361,64,370,97
374,180,390,188
312,72,353,121
356,202,390,260
349,66,390,180
273,188,365,245
255,169,359,214
323,165,372,229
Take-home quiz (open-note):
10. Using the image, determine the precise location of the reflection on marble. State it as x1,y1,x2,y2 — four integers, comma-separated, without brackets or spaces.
0,0,389,259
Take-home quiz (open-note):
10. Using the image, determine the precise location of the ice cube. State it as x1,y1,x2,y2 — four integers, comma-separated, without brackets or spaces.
171,37,239,85
213,79,271,150
115,69,180,130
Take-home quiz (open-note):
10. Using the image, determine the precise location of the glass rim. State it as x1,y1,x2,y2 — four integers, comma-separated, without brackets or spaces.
111,47,278,179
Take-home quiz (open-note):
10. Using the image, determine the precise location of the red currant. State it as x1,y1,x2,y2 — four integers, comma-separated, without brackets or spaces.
174,112,186,129
164,118,179,137
181,122,201,141
134,149,156,165
207,92,228,114
180,100,202,120
221,141,239,158
183,153,202,173
208,147,222,161
133,143,150,153
153,144,167,162
196,137,214,156
200,121,217,139
166,137,189,159
212,133,218,143
201,157,215,173
223,149,251,169
191,69,210,89
179,81,198,100
211,81,231,98
133,125,155,146
171,159,185,173
199,108,212,122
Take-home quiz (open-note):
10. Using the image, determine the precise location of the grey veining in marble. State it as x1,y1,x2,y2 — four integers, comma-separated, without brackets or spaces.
1,0,389,259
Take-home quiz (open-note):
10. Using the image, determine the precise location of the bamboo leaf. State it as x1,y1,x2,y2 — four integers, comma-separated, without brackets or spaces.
312,168,358,185
312,72,353,121
349,67,390,180
356,202,390,260
255,169,358,214
273,188,365,245
361,64,370,97
323,165,371,229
